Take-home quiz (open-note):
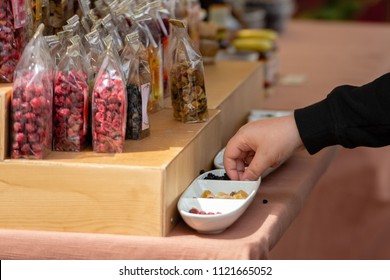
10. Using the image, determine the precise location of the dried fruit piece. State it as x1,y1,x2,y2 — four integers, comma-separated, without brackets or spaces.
189,207,199,214
231,190,249,199
201,190,214,198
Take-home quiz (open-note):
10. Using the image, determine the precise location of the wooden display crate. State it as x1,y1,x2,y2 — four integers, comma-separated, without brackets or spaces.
0,61,264,236
0,109,221,236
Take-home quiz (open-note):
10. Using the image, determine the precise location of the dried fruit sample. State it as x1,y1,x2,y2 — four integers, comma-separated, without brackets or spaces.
10,79,53,159
0,0,26,82
126,83,150,140
170,61,208,123
169,19,208,123
189,207,222,215
121,32,151,140
53,70,89,151
92,44,127,153
200,189,249,199
10,24,53,159
203,172,230,180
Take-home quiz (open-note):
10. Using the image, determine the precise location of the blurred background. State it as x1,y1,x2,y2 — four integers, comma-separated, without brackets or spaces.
216,0,390,32
294,0,390,22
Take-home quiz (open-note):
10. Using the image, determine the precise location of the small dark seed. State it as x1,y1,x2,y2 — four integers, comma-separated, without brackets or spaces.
262,199,268,204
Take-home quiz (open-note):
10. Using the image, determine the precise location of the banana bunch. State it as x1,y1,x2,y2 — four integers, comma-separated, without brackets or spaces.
235,29,278,41
232,29,277,52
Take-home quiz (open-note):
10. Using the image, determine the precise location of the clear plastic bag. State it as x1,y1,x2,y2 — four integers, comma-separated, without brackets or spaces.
102,13,123,52
10,24,54,159
53,44,89,152
109,2,132,42
0,0,27,83
147,0,172,99
92,42,127,153
168,19,208,123
85,29,105,75
121,31,151,140
132,10,164,113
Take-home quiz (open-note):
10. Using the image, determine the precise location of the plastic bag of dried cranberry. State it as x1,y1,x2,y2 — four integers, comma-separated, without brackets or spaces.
10,24,54,159
0,0,28,83
92,42,127,153
53,44,89,152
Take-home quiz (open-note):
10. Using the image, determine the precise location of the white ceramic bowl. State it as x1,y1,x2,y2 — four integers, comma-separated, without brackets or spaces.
178,169,261,234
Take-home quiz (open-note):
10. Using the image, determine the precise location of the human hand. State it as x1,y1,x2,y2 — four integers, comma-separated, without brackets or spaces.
223,114,304,181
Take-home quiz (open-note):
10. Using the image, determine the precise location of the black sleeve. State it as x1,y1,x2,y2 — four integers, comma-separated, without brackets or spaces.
294,72,390,154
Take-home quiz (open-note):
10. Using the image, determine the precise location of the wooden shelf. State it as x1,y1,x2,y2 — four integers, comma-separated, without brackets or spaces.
0,60,264,236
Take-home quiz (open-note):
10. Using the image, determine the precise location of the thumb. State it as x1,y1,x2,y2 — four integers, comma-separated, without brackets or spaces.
242,152,270,181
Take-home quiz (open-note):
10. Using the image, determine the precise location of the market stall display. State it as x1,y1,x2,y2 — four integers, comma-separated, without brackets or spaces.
0,0,268,237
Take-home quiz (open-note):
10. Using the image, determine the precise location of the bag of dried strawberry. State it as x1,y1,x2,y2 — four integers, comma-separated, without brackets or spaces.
168,19,208,123
53,44,89,152
10,24,54,159
92,42,127,153
120,31,151,140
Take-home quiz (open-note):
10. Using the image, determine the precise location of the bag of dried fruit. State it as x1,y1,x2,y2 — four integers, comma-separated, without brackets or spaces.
10,24,54,159
53,44,89,152
168,19,208,123
121,31,151,140
0,0,28,83
146,0,171,100
132,10,164,113
92,41,127,153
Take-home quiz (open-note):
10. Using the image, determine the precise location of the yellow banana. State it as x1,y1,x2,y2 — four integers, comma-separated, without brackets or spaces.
236,29,278,41
232,38,273,52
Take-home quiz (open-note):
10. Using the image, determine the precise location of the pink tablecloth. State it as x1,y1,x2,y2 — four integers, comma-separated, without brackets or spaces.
0,148,335,260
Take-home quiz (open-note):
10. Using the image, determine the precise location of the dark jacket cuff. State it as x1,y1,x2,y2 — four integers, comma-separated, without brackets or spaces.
294,99,338,154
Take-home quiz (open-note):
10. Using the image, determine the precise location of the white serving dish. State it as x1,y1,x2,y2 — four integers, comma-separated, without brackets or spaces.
213,147,275,178
178,169,261,234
